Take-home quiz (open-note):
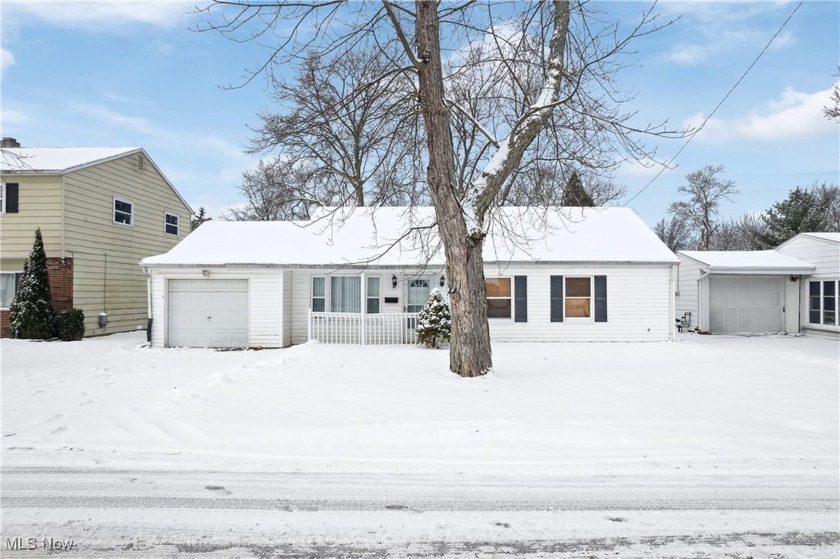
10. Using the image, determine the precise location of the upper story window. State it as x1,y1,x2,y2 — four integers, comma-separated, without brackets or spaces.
1,182,19,214
113,197,133,226
486,277,512,318
809,280,838,327
165,212,180,236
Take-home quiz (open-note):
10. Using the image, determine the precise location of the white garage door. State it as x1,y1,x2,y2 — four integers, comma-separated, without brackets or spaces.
709,277,783,334
167,279,248,348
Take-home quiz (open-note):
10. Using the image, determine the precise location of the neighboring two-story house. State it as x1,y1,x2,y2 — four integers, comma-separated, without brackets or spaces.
0,139,192,337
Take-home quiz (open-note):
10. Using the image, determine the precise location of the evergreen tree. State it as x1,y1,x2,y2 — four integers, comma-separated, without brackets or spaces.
416,288,452,348
191,207,212,231
8,228,57,338
560,170,595,206
752,187,826,248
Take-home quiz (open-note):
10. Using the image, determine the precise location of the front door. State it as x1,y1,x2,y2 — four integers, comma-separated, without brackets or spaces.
406,278,430,339
407,278,431,313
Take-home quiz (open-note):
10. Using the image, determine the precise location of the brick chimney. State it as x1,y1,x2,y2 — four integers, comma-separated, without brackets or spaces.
1,137,21,148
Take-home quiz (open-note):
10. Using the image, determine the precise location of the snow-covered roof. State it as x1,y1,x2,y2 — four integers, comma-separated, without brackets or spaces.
792,232,840,244
1,146,193,214
0,147,142,173
142,206,678,268
678,250,815,274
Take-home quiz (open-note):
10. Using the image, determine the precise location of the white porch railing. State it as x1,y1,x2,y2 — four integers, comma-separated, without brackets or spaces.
308,311,421,345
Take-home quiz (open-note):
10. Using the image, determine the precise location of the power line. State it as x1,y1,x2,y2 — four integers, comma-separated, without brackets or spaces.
623,1,804,206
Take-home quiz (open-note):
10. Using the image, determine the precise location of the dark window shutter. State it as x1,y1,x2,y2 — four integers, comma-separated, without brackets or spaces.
5,183,19,213
594,275,608,322
514,275,527,322
550,275,563,322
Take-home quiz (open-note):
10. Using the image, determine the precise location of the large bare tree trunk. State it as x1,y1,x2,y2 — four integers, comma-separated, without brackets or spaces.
415,1,492,377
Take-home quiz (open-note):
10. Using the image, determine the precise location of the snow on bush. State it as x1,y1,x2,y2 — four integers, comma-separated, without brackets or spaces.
415,287,451,348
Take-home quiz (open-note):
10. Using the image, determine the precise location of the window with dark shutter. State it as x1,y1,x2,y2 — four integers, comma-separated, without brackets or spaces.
550,275,563,322
594,275,608,322
514,276,527,322
2,183,19,213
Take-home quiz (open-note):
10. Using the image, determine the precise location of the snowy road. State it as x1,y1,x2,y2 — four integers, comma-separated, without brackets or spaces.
3,465,838,558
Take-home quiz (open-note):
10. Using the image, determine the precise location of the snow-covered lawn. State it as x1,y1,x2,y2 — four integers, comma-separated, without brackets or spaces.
2,332,838,475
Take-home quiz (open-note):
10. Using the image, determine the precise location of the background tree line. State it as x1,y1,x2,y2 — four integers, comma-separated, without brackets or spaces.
654,164,839,252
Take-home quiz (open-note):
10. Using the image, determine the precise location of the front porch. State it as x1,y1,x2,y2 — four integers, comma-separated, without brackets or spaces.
308,311,421,345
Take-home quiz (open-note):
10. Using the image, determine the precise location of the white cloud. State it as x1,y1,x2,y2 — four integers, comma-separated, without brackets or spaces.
70,102,158,135
683,84,838,143
660,4,796,66
1,48,14,74
3,1,196,30
616,157,675,178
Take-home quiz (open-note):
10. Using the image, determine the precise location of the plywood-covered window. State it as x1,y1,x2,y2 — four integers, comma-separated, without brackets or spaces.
565,277,591,318
486,277,511,318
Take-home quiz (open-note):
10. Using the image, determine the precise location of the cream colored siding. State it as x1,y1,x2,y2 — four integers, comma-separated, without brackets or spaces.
676,254,704,330
72,251,149,334
484,264,673,342
0,175,65,257
777,235,840,338
63,155,191,335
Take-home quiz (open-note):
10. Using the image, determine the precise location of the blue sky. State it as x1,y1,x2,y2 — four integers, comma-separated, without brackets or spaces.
1,1,838,227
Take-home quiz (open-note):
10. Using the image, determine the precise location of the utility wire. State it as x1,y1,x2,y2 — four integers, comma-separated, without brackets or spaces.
623,1,804,206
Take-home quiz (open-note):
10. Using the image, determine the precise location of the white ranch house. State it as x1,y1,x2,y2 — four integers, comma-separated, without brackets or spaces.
676,232,840,339
141,207,680,348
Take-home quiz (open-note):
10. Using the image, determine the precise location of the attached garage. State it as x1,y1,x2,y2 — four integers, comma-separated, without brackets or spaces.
677,251,815,335
167,279,248,348
708,277,783,334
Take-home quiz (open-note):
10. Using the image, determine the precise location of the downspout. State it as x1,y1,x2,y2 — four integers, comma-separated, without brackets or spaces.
696,269,710,333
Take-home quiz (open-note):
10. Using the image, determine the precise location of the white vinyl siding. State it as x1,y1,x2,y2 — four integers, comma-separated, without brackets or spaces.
776,234,840,338
485,263,673,342
675,254,703,330
148,268,285,348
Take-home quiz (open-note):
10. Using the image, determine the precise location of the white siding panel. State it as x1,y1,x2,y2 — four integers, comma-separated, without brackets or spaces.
485,264,673,342
249,272,284,347
676,255,703,330
777,235,840,339
282,270,292,347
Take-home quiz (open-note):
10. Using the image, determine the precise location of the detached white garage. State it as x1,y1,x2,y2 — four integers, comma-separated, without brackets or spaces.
167,279,249,347
677,251,815,335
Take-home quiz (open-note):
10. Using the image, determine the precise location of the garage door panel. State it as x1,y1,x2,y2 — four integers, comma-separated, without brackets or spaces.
709,277,783,334
168,279,248,348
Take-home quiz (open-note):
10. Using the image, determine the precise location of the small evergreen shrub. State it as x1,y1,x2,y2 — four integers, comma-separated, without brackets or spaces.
416,288,451,348
8,228,57,339
57,308,85,341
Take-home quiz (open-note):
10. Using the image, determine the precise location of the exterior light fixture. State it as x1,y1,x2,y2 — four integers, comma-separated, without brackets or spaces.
440,275,445,287
392,274,398,288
